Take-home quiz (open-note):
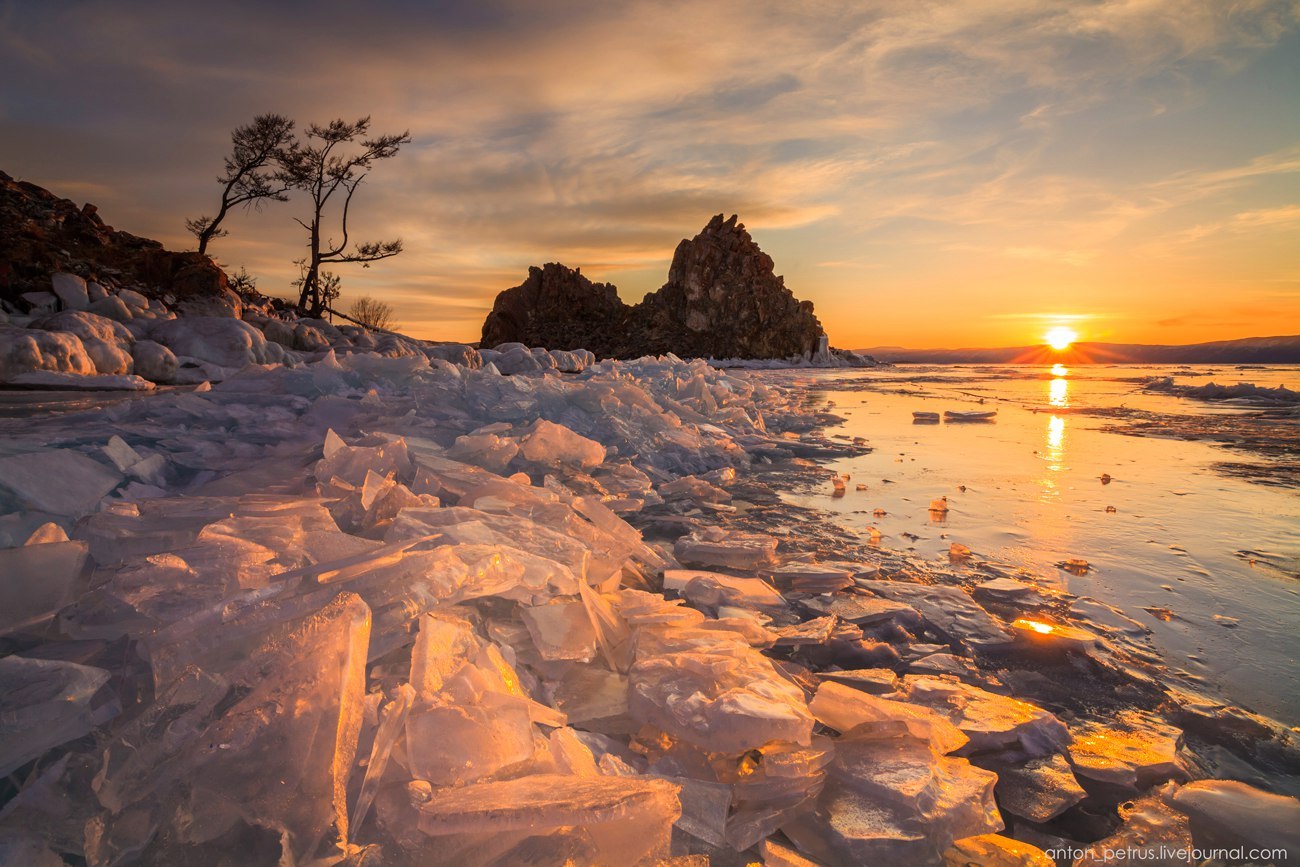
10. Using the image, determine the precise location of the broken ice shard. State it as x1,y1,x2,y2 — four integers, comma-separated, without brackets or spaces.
810,681,968,755
901,675,1071,757
857,579,1014,650
673,528,779,570
628,630,813,753
0,539,88,635
0,448,122,517
181,592,371,861
783,727,1002,865
408,774,680,866
1068,710,1189,788
0,656,119,777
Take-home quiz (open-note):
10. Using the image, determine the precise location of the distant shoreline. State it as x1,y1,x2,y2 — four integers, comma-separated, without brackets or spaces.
859,335,1300,365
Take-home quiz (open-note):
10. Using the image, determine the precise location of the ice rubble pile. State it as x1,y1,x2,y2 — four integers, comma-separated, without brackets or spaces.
1,271,517,390
1,350,1298,866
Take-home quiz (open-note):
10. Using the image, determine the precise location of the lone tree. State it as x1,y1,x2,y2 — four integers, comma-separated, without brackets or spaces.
348,296,399,331
280,117,410,315
186,113,296,256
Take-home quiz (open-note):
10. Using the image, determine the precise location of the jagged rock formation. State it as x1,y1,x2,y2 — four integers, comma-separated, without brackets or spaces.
638,214,823,359
481,263,626,356
481,214,826,360
0,169,242,317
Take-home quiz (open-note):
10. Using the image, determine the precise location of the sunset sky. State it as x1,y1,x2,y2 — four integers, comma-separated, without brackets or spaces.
2,0,1297,348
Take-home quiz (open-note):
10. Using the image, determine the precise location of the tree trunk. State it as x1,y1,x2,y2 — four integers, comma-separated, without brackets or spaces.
298,219,323,314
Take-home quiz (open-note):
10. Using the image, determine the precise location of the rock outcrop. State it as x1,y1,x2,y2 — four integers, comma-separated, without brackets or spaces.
480,214,827,360
638,214,823,359
0,173,493,389
481,263,626,356
0,169,240,318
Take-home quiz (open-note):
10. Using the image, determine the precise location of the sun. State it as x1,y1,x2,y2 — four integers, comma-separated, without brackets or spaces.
1044,326,1078,351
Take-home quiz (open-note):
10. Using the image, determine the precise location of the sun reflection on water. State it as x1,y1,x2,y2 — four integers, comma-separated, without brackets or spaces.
1040,414,1067,502
1050,363,1069,377
1049,376,1069,408
1047,415,1065,452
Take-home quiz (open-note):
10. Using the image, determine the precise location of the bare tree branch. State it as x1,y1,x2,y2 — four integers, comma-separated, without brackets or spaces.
186,114,296,256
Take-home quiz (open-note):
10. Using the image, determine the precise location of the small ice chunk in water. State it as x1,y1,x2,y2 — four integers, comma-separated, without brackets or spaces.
1166,779,1300,859
673,528,778,570
1074,787,1192,866
407,775,680,865
783,728,1002,865
1068,710,1189,788
901,675,1071,757
1069,596,1149,636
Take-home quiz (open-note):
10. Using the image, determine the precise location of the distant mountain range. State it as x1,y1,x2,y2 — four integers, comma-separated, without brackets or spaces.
860,335,1300,365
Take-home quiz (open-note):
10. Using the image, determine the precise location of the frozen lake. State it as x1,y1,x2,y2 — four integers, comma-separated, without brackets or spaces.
771,364,1300,726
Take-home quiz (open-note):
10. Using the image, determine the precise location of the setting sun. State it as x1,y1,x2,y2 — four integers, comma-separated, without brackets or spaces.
1044,326,1078,351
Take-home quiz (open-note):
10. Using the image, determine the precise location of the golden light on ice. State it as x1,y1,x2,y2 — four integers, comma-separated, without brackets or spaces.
1015,618,1056,634
1044,326,1078,350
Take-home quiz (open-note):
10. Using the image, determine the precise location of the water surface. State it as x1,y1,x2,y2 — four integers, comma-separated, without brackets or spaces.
770,364,1300,725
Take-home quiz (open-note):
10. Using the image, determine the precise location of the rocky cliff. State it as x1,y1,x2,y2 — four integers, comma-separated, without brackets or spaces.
0,169,244,318
481,263,627,356
481,214,826,360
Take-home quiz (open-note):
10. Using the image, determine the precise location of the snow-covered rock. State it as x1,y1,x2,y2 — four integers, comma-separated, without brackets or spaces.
20,291,58,314
50,273,89,310
131,339,178,383
293,322,332,352
30,310,133,348
86,294,134,323
0,326,96,378
149,316,274,369
426,342,481,368
117,288,150,310
258,317,296,348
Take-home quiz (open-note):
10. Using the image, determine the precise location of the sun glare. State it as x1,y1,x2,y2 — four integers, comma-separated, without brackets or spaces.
1044,326,1078,351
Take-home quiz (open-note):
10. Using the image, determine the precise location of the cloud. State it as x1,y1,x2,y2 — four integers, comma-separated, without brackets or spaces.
1,0,1296,342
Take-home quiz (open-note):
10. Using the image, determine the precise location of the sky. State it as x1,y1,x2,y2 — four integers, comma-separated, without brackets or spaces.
1,0,1298,348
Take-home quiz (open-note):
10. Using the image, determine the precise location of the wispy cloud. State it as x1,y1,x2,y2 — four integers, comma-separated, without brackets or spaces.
0,0,1296,344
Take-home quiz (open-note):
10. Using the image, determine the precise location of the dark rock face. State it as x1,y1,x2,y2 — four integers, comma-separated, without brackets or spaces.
481,263,627,356
0,170,238,315
480,214,826,360
636,214,823,359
